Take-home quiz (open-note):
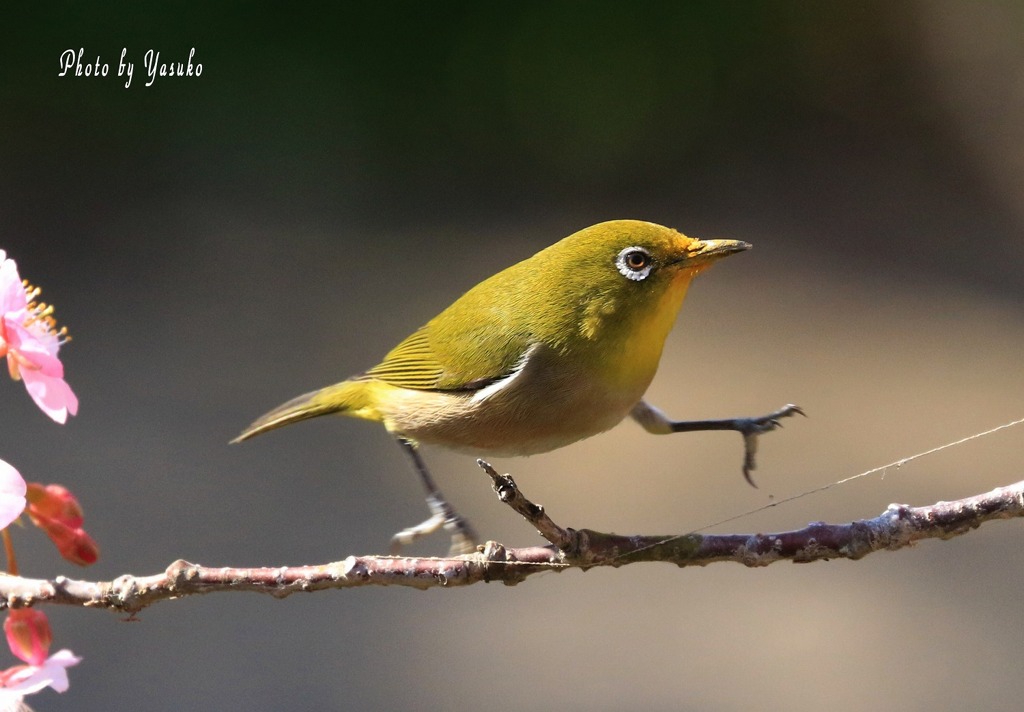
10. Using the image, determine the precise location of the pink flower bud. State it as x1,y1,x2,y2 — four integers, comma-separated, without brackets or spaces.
26,484,83,529
4,609,51,666
25,483,98,565
31,516,98,566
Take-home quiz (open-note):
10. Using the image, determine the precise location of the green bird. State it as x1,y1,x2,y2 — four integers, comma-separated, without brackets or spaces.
235,220,801,553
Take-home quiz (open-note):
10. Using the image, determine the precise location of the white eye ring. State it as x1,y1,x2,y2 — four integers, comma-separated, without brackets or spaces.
615,246,654,281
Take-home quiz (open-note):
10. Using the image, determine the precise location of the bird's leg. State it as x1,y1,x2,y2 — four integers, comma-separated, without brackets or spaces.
630,400,805,487
390,438,478,556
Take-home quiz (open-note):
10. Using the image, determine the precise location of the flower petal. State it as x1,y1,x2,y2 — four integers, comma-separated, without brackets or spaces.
21,372,78,424
0,256,26,314
0,461,26,530
0,688,23,711
4,649,80,695
4,323,63,378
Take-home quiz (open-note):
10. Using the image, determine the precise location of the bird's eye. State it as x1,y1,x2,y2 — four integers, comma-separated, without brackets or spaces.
625,251,648,269
615,246,654,281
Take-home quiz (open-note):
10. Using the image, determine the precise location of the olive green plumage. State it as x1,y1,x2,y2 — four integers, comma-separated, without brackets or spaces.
234,220,749,455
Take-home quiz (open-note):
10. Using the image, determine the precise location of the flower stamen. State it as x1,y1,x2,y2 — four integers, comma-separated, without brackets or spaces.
21,284,71,344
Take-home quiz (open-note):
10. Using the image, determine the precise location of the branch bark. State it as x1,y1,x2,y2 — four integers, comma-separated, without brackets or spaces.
2,470,1022,616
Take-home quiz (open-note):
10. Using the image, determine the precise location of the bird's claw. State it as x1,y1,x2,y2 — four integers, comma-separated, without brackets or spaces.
390,494,479,557
736,404,805,435
739,404,805,487
441,517,479,557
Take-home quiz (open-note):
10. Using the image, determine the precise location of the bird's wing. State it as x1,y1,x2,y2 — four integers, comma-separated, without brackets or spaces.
361,325,531,393
361,327,442,389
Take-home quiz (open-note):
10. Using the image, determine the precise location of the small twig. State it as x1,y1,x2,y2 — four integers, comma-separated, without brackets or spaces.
478,459,577,551
0,475,1022,615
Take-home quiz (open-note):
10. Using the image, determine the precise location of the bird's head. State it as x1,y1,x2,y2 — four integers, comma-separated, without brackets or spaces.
540,219,749,319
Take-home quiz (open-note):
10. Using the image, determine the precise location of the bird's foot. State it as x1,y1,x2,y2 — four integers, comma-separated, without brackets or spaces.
390,493,479,557
737,404,805,486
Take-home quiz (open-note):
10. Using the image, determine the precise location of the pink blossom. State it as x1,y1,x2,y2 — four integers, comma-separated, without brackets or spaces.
0,461,26,531
0,649,81,696
0,250,78,424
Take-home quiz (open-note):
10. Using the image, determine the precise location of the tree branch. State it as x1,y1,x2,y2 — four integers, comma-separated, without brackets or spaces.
2,469,1022,616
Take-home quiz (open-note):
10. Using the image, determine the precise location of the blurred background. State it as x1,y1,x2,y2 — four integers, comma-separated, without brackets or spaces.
2,2,1024,710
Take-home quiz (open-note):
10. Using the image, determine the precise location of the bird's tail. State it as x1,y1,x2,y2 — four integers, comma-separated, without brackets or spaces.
231,379,375,443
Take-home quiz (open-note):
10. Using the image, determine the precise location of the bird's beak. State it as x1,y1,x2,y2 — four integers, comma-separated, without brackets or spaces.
690,238,751,261
673,238,751,270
